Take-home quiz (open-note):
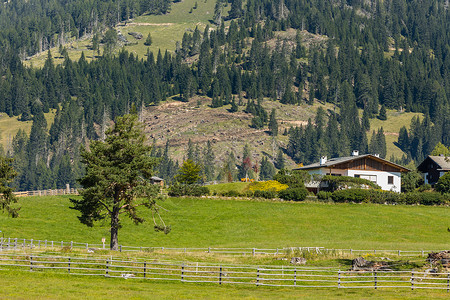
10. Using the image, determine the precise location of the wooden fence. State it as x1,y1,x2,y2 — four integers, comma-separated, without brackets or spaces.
0,237,442,257
13,188,78,197
0,253,449,290
0,237,444,258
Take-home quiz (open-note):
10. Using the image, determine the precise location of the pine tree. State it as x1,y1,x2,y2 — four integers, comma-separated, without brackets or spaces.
144,33,152,46
378,105,387,120
71,113,169,251
268,109,278,136
275,148,285,169
259,156,276,180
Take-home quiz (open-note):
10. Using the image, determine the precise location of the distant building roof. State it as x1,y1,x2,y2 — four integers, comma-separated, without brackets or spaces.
418,155,450,171
297,154,410,172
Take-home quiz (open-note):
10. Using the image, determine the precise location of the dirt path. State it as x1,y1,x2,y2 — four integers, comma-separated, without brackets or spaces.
127,22,174,26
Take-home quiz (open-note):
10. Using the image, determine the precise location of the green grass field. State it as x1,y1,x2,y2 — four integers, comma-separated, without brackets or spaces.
2,195,450,298
206,182,251,194
2,195,449,250
368,109,422,159
2,270,449,299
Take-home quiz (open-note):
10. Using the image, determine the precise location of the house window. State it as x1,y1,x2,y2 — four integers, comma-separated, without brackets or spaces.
388,176,394,185
355,174,377,183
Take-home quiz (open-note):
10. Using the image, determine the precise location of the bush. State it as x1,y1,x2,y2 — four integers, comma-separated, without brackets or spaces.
417,192,448,205
168,184,209,197
331,189,370,203
418,184,432,192
253,190,277,199
248,180,288,192
273,169,309,188
278,187,308,201
435,172,450,194
219,190,242,197
317,191,332,201
322,175,380,191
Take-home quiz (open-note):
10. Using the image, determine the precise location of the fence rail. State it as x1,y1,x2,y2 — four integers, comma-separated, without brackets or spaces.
0,237,445,258
0,253,448,290
13,188,78,197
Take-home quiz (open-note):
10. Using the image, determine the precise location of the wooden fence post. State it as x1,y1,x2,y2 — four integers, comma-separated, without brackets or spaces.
338,270,341,288
256,268,260,286
374,271,377,289
447,273,449,292
252,248,255,256
181,265,184,281
294,268,297,286
30,239,33,249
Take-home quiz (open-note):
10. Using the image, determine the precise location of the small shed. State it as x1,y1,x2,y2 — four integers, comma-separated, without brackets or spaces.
151,176,164,187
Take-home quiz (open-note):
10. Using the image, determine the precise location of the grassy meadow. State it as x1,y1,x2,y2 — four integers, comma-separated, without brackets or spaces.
368,109,422,159
1,195,449,250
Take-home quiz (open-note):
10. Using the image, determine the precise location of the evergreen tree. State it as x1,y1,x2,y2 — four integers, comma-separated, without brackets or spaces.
378,105,387,120
259,156,276,181
71,113,169,251
144,33,153,46
268,109,278,136
275,148,285,169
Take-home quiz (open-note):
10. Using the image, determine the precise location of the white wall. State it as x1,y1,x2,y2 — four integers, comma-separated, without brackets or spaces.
306,168,402,193
346,170,401,193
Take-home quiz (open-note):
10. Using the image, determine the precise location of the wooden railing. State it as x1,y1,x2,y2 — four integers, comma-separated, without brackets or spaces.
0,253,448,290
13,188,79,197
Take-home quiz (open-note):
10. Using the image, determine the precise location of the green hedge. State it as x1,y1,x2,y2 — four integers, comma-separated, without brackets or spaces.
278,187,308,201
321,175,380,191
253,190,277,199
330,189,448,205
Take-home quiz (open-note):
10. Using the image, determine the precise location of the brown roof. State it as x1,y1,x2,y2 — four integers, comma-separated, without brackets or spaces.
297,154,410,172
418,155,450,171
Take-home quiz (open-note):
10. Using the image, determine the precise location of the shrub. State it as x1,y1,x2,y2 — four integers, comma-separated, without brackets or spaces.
168,184,209,197
418,184,432,192
417,192,448,205
278,187,308,201
322,175,380,191
248,180,288,192
253,190,277,199
220,190,242,197
435,172,450,194
273,169,309,188
331,189,370,203
317,191,332,201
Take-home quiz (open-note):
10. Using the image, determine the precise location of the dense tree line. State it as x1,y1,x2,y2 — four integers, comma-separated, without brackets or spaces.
0,0,449,188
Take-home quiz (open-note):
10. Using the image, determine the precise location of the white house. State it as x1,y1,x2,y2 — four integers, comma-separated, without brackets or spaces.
297,151,410,193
